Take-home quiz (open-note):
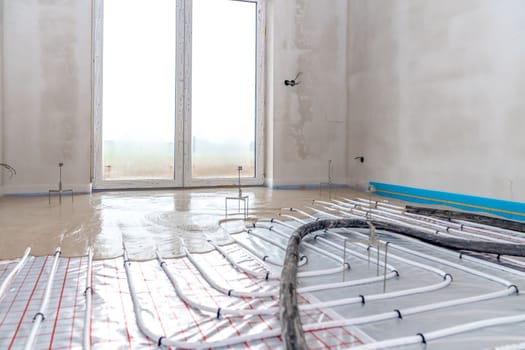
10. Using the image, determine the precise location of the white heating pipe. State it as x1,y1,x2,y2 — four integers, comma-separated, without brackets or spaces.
124,251,517,349
231,234,284,266
350,313,525,350
206,240,278,280
0,246,31,302
181,244,278,298
311,207,515,288
493,341,525,350
245,228,309,265
123,249,285,349
331,205,516,287
355,197,525,241
345,198,521,244
156,251,279,316
83,248,93,350
190,232,452,311
251,224,344,265
349,199,525,269
24,247,62,350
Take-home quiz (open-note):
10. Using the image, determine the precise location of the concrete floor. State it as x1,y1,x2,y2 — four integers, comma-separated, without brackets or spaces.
0,187,374,260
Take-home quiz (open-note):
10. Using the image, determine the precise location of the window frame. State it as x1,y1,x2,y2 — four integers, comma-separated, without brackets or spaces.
92,0,265,189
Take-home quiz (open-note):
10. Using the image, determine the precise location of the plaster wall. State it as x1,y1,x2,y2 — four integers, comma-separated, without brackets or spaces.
2,0,92,194
266,0,348,187
347,0,525,201
0,0,4,195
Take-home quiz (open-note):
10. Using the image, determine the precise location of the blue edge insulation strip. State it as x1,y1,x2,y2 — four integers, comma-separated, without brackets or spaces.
370,182,525,222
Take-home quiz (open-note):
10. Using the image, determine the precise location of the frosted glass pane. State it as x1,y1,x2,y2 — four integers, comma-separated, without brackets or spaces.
192,0,257,178
102,0,176,180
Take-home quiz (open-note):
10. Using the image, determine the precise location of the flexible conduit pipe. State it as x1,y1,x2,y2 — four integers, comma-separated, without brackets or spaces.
355,197,525,240
125,253,517,348
349,199,525,267
256,217,401,277
326,205,519,287
405,205,525,233
356,198,525,240
314,209,515,288
279,219,452,349
83,248,93,350
206,240,278,281
0,246,31,302
24,248,62,350
315,201,525,257
252,224,345,265
350,313,525,350
342,198,517,244
245,228,309,266
181,243,278,298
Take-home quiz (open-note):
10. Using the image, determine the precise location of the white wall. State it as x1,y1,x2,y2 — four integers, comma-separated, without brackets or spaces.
2,0,92,194
266,0,348,187
347,0,525,201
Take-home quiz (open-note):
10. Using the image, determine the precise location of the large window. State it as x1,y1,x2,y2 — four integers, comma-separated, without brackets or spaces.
93,0,264,188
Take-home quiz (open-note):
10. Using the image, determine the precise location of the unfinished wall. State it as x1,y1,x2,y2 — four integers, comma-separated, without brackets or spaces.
0,0,4,195
347,0,525,201
266,0,348,187
2,0,92,194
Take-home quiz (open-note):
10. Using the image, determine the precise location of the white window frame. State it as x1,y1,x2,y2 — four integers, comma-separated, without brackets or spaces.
92,0,265,189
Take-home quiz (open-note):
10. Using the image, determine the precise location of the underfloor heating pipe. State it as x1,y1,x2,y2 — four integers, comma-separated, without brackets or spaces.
312,209,516,288
494,341,525,350
156,251,279,316
157,250,411,318
192,231,453,312
244,228,309,265
231,234,285,267
251,223,346,265
257,217,401,276
317,204,521,286
24,247,61,350
210,237,395,294
83,248,93,350
206,239,278,281
344,198,522,244
124,252,517,349
355,197,525,240
124,248,286,349
314,201,525,257
181,243,278,298
349,199,525,268
0,246,31,302
350,313,525,350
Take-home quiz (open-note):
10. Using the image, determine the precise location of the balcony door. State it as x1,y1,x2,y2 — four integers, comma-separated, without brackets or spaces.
93,0,264,189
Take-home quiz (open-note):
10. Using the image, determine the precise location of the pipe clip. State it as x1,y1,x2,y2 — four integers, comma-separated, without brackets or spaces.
393,309,403,319
84,286,93,296
508,284,519,294
158,336,165,347
33,312,45,321
443,273,453,281
416,332,427,344
216,308,222,319
358,295,365,304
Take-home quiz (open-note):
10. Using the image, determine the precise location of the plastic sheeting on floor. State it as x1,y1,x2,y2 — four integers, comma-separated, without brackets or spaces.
2,215,525,348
